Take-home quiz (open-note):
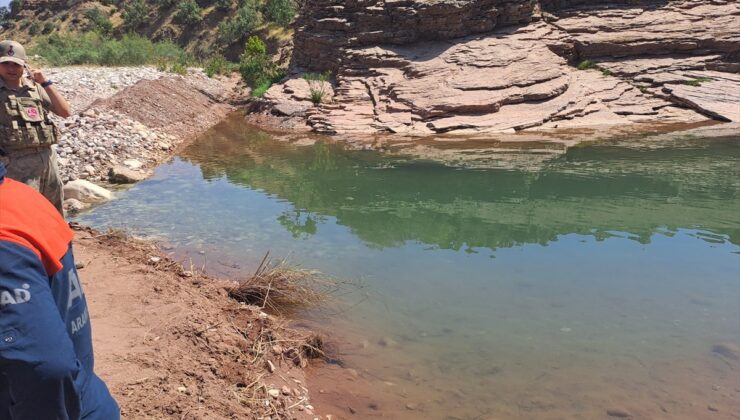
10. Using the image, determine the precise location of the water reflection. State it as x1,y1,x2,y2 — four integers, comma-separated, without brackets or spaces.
76,119,740,419
180,122,740,251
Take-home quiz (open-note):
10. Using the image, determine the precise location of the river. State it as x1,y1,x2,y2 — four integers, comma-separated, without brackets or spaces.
76,115,740,419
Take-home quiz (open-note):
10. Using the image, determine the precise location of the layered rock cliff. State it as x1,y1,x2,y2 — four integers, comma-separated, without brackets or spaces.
260,0,740,136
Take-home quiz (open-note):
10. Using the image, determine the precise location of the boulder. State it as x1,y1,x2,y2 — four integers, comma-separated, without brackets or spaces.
63,180,113,203
109,165,147,184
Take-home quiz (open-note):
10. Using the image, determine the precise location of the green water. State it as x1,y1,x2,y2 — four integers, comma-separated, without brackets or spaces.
77,118,740,419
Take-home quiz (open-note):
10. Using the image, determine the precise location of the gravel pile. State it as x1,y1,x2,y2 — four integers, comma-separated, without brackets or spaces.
39,66,228,183
55,108,174,183
45,66,166,113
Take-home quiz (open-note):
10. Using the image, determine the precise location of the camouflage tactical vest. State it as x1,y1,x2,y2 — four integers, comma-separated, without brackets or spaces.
0,83,58,151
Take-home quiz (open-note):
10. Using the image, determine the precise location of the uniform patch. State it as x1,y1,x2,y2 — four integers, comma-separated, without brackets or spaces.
7,46,14,56
0,283,31,308
26,107,38,118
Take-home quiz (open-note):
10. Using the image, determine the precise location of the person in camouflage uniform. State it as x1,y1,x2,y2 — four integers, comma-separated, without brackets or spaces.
0,40,71,215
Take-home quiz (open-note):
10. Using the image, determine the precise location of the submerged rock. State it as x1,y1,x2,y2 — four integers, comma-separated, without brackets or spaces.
109,165,147,184
711,343,740,361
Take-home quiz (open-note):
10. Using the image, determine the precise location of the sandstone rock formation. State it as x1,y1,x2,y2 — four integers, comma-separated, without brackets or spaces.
259,0,740,136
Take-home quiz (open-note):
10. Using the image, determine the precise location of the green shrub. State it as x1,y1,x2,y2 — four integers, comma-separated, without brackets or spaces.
303,71,331,104
28,21,41,35
122,0,148,28
251,79,272,97
169,62,188,75
84,7,113,34
9,0,23,15
204,54,233,77
31,32,193,67
238,35,285,95
174,0,203,24
0,7,10,27
683,77,713,87
576,59,615,77
217,1,262,45
239,35,268,85
215,0,232,11
263,0,294,25
42,21,55,34
577,59,596,70
245,34,266,56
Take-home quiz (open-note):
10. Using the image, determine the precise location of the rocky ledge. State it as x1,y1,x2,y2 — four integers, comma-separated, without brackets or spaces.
257,0,740,136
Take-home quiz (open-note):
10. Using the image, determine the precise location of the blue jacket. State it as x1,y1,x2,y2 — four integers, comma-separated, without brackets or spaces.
0,163,119,420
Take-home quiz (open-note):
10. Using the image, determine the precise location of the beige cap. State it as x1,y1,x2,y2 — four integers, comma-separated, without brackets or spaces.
0,40,27,66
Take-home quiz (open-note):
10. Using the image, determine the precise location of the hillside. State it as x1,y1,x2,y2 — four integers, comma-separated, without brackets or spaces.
0,0,295,61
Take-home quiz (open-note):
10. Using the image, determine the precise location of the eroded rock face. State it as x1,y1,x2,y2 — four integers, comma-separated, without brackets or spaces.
263,0,740,136
291,0,539,73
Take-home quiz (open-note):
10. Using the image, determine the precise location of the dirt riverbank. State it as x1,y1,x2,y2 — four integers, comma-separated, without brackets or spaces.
44,66,339,419
76,226,323,419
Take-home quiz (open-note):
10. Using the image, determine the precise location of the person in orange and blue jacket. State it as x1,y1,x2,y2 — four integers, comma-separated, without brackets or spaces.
0,161,119,419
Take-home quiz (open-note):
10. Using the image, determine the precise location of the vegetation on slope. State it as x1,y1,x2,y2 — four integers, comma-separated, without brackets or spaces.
0,0,299,89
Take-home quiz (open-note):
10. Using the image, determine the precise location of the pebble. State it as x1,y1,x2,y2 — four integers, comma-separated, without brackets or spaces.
267,388,280,398
606,408,631,418
708,404,719,412
378,337,397,347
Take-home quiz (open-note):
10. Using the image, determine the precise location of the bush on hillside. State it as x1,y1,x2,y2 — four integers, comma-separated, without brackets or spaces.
204,54,235,77
28,21,41,35
174,0,203,24
264,0,295,25
84,7,113,35
42,21,55,34
239,35,284,94
0,7,10,28
31,32,192,67
9,0,23,16
217,1,262,45
215,0,232,11
122,0,148,28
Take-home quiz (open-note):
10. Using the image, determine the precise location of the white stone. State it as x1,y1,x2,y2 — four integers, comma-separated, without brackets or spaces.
63,180,113,203
123,159,144,169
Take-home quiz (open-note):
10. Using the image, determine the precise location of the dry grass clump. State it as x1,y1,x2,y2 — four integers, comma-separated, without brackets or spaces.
228,252,337,314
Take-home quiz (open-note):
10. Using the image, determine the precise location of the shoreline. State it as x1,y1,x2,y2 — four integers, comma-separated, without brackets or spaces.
50,66,333,419
75,226,323,419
